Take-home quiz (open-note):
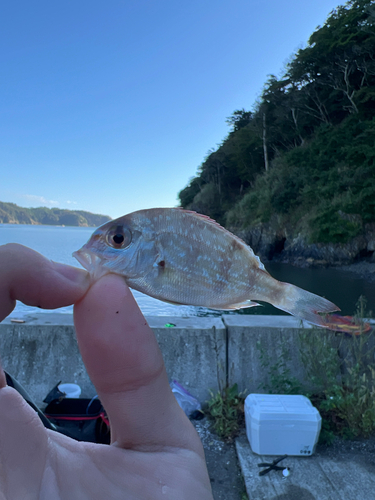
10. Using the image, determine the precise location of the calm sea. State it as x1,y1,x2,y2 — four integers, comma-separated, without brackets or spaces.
0,224,374,318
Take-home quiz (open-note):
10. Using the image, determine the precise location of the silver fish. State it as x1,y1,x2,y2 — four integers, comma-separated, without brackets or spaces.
73,208,339,327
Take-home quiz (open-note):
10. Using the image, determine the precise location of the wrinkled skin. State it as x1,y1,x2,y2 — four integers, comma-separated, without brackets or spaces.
0,244,213,500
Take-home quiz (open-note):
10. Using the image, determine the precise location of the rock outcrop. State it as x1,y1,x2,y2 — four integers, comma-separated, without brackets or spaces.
235,222,375,267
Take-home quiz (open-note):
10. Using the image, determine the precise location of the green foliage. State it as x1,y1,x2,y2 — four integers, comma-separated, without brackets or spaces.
227,116,375,242
303,297,375,440
206,384,244,440
226,109,253,132
307,350,375,440
226,173,273,227
178,177,203,208
309,206,362,243
178,0,375,243
256,338,302,395
257,296,375,443
188,183,224,223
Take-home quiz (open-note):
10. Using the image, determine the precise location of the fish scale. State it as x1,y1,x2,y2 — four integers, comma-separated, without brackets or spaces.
153,218,249,305
73,207,340,327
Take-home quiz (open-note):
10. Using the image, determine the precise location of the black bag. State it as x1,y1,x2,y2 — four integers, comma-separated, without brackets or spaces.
44,397,110,444
5,372,110,444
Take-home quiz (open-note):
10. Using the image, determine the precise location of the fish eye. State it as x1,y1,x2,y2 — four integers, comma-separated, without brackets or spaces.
113,233,124,245
106,225,132,249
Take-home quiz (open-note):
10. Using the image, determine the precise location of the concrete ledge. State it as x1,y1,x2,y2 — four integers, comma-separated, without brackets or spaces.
3,313,76,326
223,316,312,329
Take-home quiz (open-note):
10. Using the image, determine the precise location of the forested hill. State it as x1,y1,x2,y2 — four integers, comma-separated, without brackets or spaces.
178,0,375,255
0,201,111,227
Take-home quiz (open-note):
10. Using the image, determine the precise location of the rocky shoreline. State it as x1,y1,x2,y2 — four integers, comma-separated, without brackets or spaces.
235,221,375,281
269,255,375,282
266,256,375,283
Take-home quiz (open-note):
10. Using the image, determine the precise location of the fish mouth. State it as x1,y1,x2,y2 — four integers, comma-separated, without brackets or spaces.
73,248,98,271
73,248,112,282
73,246,106,271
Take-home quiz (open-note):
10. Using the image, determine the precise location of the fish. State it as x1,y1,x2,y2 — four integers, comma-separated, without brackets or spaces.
73,207,340,327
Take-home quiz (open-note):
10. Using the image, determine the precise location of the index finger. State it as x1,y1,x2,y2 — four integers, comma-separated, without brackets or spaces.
0,243,90,322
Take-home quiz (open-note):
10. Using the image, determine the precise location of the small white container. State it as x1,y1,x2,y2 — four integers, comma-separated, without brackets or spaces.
245,394,321,456
58,383,81,398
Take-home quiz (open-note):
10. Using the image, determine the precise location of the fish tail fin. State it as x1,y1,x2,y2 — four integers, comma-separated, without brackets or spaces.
272,282,340,328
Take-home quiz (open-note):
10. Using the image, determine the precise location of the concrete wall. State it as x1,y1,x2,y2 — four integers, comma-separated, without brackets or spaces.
224,315,313,394
0,315,93,406
2,313,373,407
147,316,226,402
0,313,226,406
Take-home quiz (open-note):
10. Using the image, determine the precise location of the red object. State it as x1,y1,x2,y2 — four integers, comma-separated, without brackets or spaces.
324,314,372,335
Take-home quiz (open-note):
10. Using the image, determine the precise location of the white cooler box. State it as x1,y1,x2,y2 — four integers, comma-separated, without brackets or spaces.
245,394,321,456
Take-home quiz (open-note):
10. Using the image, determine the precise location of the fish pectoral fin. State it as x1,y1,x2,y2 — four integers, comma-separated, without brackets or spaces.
152,249,166,272
211,300,261,311
153,258,166,269
153,243,166,270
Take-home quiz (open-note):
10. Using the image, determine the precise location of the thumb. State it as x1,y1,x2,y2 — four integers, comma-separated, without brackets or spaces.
73,274,204,456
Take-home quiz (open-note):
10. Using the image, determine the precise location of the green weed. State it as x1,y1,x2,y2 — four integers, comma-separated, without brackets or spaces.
257,296,375,443
206,384,245,440
256,338,302,395
303,297,375,439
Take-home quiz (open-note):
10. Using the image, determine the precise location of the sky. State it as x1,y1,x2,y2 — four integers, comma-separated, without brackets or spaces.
0,0,343,220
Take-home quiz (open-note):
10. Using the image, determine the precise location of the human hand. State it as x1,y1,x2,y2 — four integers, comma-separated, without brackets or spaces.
0,244,213,500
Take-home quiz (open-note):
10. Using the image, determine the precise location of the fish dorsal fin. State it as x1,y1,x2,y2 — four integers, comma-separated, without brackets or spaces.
174,208,245,240
175,207,229,230
173,208,263,265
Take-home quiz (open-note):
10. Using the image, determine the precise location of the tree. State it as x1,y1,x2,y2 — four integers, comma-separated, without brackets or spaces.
226,109,253,132
288,0,375,119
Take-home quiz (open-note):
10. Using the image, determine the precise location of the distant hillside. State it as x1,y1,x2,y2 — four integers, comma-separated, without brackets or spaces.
0,201,111,227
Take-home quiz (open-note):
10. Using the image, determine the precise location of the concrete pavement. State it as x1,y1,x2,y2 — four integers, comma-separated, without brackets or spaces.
236,434,375,500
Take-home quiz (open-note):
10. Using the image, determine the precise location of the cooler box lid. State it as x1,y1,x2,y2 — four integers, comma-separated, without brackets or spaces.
245,394,321,423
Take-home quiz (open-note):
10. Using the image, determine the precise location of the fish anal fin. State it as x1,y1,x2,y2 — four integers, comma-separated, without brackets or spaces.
210,300,260,311
155,297,260,310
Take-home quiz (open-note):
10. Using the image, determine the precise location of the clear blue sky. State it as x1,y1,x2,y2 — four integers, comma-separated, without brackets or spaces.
1,0,342,219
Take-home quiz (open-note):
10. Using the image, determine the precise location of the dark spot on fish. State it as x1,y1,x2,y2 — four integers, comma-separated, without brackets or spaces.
158,260,165,267
116,311,119,314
